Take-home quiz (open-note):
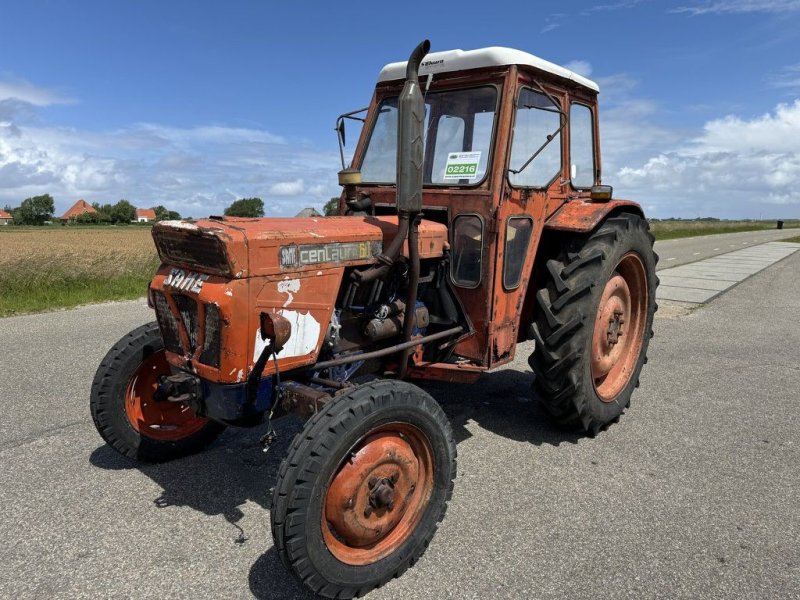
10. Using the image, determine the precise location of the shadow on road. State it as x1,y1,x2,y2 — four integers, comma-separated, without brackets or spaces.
89,367,583,599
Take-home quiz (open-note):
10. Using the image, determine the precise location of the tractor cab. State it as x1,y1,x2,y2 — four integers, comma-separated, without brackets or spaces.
337,46,621,367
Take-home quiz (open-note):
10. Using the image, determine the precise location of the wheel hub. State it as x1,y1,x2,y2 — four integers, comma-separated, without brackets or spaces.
366,473,398,514
607,310,625,345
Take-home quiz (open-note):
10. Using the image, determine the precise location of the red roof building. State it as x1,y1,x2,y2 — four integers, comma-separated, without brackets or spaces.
60,199,97,220
135,208,157,222
0,209,12,225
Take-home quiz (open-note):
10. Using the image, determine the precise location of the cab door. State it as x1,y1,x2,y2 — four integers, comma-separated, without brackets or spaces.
488,79,568,366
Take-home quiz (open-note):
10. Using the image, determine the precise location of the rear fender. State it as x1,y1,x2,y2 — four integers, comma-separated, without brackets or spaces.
544,199,644,233
517,200,646,343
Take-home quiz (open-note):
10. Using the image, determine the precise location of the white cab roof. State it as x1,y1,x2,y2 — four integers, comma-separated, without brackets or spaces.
378,46,599,93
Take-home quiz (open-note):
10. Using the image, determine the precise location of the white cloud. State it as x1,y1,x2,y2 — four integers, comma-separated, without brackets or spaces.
768,63,800,92
613,100,800,217
269,179,305,195
540,13,565,34
672,0,800,15
0,77,75,107
0,118,339,217
564,60,593,78
595,74,685,176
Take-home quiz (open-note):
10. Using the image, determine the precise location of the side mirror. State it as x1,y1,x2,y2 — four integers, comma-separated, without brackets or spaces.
336,119,346,147
259,312,291,353
590,185,613,201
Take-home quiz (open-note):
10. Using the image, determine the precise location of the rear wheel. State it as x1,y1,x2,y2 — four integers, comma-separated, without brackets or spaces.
529,213,658,434
270,379,456,598
90,322,225,462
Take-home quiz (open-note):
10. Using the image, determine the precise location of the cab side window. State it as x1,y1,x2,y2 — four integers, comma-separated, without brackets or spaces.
509,89,562,188
570,103,595,188
451,215,483,288
503,217,533,289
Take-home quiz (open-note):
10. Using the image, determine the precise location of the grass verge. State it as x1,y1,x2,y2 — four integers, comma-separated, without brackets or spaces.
0,227,158,317
650,220,800,240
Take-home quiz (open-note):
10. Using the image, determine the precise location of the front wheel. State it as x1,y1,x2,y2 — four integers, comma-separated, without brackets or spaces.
270,379,456,599
90,322,225,462
529,213,658,434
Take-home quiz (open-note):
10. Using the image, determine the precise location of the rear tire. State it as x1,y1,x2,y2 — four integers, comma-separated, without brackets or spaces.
90,322,225,462
270,379,456,598
528,213,658,434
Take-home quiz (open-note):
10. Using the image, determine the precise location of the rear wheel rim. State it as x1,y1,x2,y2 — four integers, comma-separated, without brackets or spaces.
322,422,435,566
124,350,208,441
591,252,648,401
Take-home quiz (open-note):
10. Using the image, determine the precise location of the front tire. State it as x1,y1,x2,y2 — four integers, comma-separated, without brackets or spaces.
90,322,225,462
529,213,658,434
270,379,456,598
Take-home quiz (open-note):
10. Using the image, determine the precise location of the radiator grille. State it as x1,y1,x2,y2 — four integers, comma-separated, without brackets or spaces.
152,291,182,354
172,294,199,352
153,290,221,368
200,303,221,367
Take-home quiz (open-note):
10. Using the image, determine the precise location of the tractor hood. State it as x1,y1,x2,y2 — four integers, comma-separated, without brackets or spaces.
152,216,448,278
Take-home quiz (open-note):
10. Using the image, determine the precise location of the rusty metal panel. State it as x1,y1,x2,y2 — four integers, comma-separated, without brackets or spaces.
405,361,483,384
151,264,344,385
544,199,644,233
368,216,449,259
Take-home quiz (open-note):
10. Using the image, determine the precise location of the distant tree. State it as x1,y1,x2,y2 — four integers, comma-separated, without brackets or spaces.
224,197,264,218
323,197,340,216
153,205,181,221
92,203,114,224
110,199,136,224
17,194,55,225
75,211,99,224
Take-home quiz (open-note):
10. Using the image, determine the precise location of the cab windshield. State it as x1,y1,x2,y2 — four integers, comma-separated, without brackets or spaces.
360,86,498,186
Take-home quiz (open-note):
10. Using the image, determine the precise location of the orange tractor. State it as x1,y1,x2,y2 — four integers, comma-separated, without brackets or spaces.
91,40,657,597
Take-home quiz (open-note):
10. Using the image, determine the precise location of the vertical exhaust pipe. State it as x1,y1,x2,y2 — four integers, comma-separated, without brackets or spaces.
396,39,430,378
353,39,430,283
396,39,429,213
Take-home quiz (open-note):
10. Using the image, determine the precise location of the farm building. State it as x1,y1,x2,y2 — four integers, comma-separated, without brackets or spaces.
60,199,97,221
296,207,322,217
135,208,157,223
0,209,12,225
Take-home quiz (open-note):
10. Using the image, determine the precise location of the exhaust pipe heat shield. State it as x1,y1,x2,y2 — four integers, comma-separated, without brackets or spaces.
396,39,430,213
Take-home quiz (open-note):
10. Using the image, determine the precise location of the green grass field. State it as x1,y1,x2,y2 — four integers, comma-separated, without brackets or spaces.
0,226,158,317
649,219,800,240
1,220,799,316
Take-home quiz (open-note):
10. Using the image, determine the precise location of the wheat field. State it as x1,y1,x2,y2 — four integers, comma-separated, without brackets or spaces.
0,226,160,316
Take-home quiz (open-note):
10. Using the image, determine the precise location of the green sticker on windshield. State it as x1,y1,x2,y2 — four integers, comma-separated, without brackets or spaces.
443,151,481,181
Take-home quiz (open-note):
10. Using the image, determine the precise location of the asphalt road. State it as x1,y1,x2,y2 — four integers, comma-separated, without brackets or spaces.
653,227,800,269
1,242,799,599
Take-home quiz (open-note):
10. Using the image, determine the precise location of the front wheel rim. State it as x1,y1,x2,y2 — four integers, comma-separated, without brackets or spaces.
591,252,648,402
124,350,209,441
322,422,435,566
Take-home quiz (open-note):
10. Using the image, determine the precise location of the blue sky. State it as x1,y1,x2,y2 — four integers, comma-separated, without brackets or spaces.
1,0,799,218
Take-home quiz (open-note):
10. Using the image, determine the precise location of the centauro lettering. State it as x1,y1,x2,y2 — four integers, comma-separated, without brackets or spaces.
280,241,380,268
164,268,209,294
